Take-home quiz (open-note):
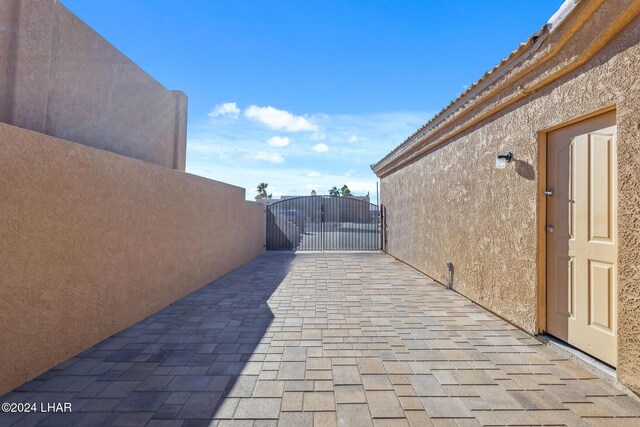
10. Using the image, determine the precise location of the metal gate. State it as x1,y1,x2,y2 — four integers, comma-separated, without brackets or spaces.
266,196,381,251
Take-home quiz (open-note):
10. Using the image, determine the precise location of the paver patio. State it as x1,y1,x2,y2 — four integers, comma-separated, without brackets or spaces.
2,253,640,426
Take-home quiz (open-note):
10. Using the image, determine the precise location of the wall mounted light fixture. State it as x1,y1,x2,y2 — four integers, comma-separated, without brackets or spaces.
496,152,513,169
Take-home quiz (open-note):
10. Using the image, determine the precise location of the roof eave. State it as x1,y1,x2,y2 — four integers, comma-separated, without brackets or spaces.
371,0,581,178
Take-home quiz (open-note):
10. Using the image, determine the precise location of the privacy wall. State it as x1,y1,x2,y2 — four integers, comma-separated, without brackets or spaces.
0,124,265,395
0,0,187,169
374,1,640,392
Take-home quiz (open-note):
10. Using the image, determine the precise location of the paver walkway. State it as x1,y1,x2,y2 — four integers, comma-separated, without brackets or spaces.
2,253,640,426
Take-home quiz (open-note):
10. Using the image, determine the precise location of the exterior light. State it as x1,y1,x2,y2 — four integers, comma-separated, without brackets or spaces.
496,152,513,169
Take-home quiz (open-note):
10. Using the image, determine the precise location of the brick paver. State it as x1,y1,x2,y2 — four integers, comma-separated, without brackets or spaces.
2,253,639,426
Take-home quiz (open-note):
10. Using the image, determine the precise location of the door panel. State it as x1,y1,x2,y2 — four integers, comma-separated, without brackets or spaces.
589,134,614,242
546,110,617,366
589,261,614,332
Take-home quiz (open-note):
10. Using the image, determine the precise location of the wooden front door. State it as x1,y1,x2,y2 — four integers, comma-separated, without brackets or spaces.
546,110,617,366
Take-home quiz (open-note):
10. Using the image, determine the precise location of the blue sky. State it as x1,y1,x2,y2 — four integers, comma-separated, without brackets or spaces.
63,0,561,202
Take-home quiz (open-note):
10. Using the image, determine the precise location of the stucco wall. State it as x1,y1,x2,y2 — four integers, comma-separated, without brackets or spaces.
380,6,640,391
0,123,265,395
0,0,187,170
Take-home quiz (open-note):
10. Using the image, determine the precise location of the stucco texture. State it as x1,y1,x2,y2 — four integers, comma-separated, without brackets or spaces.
0,0,187,170
379,2,640,392
0,123,265,395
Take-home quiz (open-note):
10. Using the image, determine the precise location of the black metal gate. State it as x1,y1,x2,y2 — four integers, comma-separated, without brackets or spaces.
266,196,381,251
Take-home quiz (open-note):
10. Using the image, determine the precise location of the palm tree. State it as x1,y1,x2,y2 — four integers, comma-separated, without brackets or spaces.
256,182,272,200
328,186,340,197
341,185,352,197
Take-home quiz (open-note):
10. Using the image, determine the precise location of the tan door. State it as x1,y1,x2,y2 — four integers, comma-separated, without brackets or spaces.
546,111,617,366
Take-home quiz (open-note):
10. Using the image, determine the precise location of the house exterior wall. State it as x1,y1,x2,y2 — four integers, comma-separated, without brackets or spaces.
377,2,640,392
0,123,265,395
0,0,187,170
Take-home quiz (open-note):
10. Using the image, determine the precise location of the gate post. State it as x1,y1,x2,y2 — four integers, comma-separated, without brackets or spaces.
321,196,325,252
380,204,384,251
381,204,388,252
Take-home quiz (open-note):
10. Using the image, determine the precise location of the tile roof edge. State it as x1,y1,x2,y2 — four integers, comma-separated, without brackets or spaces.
371,0,580,176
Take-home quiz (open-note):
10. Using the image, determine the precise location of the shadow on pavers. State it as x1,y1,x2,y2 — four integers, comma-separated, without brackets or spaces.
0,253,295,426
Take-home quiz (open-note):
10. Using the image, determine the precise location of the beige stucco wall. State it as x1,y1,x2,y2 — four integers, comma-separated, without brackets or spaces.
0,123,265,395
0,0,187,170
379,4,640,392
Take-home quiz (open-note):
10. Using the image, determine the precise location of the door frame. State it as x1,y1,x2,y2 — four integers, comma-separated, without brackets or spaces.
536,105,617,334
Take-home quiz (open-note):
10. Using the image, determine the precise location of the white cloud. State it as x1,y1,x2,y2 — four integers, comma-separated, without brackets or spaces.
347,134,359,143
254,152,285,164
266,185,280,198
187,140,243,158
188,141,224,154
209,102,240,119
311,143,329,152
267,136,290,147
345,180,376,194
187,108,434,205
244,105,318,132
